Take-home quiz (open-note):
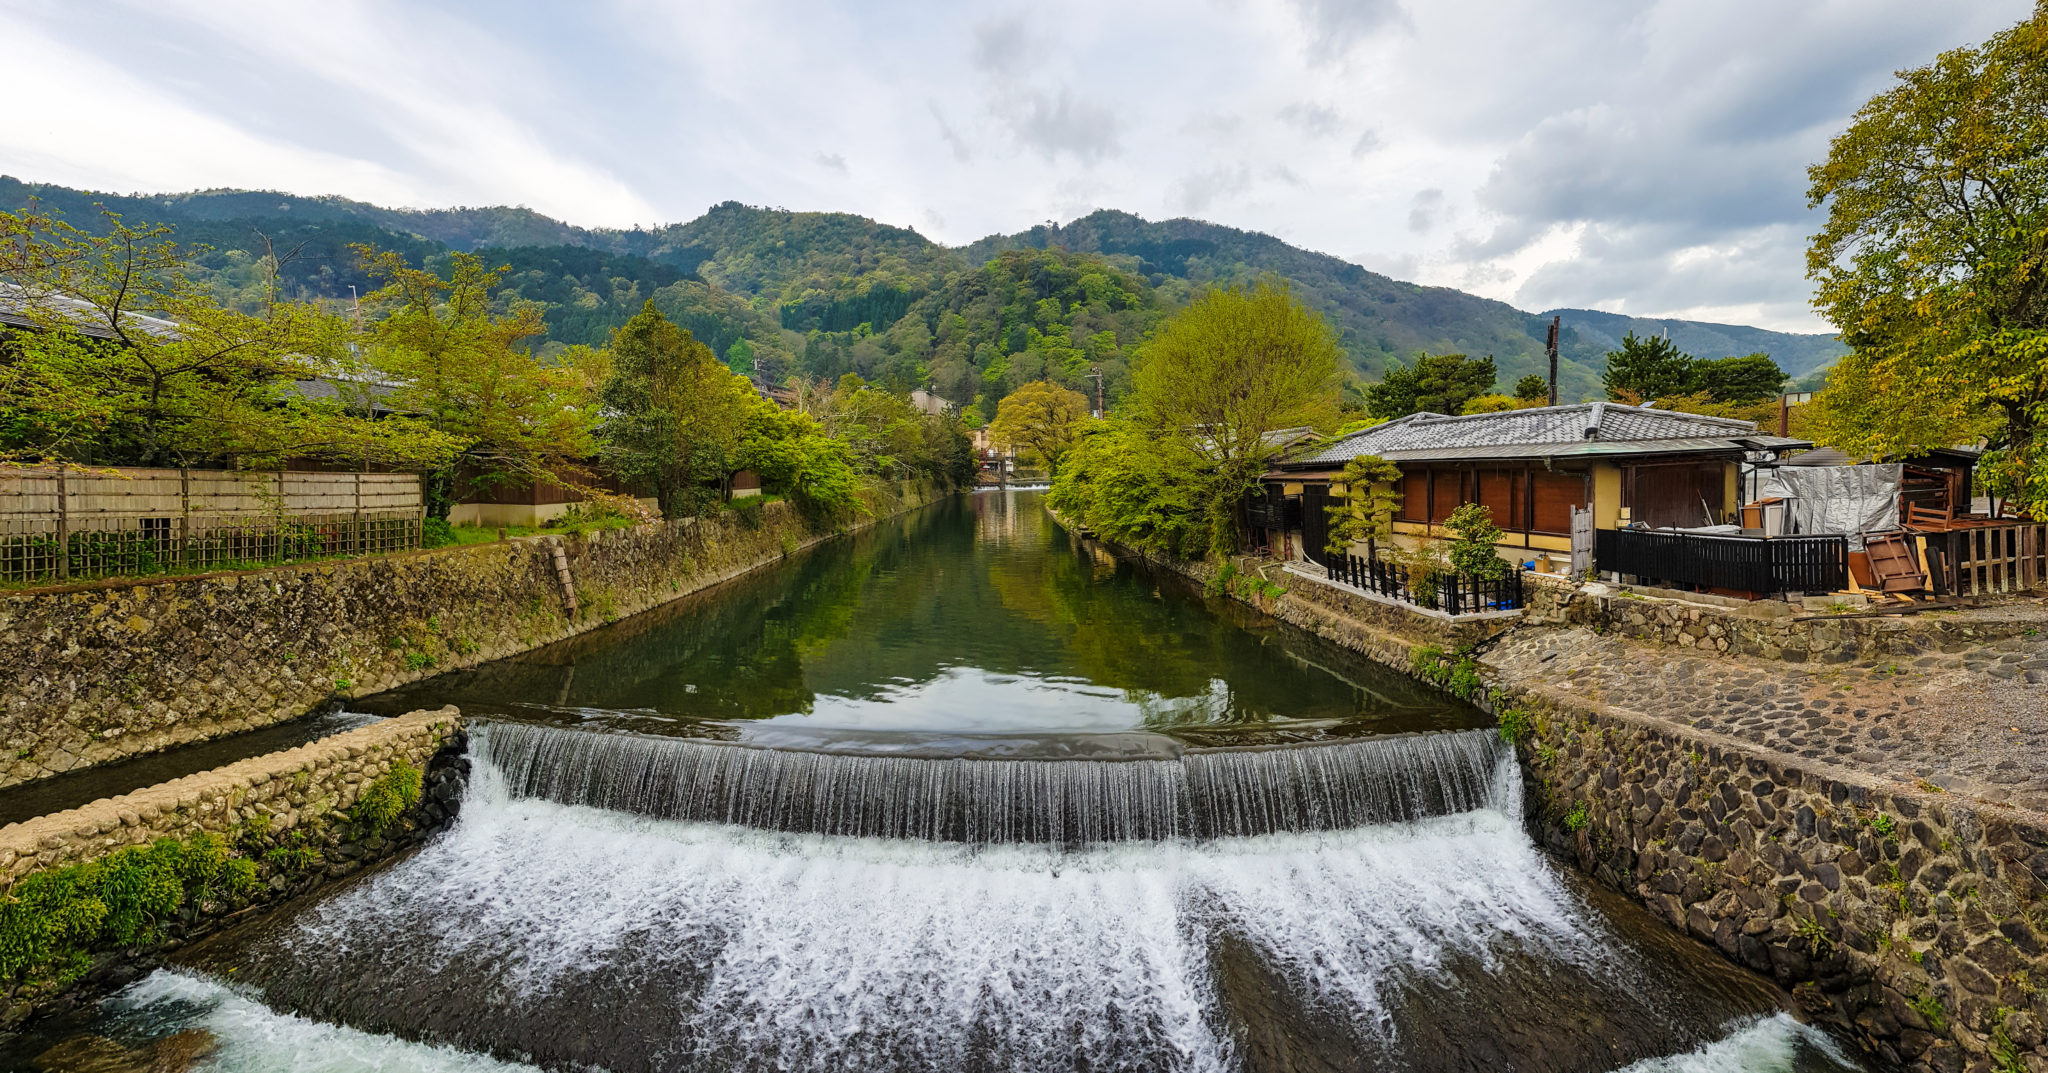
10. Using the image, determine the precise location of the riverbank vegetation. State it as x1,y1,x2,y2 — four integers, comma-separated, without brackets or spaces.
1808,3,2048,519
0,210,974,536
1049,281,1340,559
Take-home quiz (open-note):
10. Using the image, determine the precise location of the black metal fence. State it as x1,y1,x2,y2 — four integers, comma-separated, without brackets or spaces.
1594,529,1847,596
1324,553,1528,614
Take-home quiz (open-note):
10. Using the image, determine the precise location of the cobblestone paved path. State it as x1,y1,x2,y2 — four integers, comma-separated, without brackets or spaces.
1486,607,2048,814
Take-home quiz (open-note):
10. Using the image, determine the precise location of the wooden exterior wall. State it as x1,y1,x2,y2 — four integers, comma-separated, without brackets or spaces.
0,467,421,525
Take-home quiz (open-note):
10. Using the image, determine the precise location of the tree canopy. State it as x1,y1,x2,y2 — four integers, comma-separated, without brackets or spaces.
599,301,761,518
356,247,603,517
1364,353,1497,419
1807,2,2048,517
986,381,1092,476
0,207,455,469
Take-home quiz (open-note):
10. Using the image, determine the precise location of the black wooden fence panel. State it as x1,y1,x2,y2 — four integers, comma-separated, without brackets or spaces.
1325,553,1527,613
1594,529,1846,596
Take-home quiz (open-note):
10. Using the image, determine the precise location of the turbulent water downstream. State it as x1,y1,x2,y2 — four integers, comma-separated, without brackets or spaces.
6,493,1866,1072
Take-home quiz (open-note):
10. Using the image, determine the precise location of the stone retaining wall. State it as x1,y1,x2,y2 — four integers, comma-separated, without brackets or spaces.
1526,580,2044,666
1511,690,2048,1073
0,707,465,1024
0,484,943,788
1082,529,2048,1071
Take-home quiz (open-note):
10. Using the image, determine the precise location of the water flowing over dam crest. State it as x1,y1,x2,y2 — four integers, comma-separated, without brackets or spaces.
7,493,1867,1072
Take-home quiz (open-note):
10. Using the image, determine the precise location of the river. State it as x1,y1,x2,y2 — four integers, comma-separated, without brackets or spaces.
3,491,1865,1072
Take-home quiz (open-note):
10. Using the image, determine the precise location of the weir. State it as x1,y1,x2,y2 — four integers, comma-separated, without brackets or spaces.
0,493,1868,1073
474,721,1513,844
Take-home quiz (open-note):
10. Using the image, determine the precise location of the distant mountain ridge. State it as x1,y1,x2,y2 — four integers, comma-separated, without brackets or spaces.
0,176,1845,402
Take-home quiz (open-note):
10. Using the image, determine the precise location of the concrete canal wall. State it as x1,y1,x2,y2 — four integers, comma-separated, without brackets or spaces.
0,484,945,789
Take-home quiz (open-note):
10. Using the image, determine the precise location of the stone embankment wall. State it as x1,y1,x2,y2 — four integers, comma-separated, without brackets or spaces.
0,485,941,788
1086,531,2048,1071
0,707,465,1024
1526,580,2045,667
1513,694,2048,1073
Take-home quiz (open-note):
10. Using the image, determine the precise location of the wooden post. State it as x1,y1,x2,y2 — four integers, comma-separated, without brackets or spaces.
353,472,364,555
179,468,191,568
274,469,287,562
54,464,68,581
1545,315,1561,407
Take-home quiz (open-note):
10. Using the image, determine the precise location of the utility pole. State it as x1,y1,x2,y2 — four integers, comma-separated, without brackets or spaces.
1086,365,1105,417
1545,315,1561,407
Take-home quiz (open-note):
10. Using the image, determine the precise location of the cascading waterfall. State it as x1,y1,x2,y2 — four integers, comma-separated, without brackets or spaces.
69,724,1858,1073
471,721,1513,844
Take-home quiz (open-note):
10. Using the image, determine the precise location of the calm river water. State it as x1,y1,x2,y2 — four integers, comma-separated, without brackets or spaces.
2,491,1867,1073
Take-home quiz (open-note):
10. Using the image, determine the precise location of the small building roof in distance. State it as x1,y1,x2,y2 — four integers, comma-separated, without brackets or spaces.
0,282,183,341
1284,402,1809,467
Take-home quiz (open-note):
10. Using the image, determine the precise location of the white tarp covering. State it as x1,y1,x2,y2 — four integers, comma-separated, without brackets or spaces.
1757,464,1901,546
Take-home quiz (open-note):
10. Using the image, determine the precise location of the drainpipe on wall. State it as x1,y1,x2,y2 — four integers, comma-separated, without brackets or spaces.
550,540,579,618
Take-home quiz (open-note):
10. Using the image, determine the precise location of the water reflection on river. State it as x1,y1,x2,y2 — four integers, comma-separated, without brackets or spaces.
364,490,1479,753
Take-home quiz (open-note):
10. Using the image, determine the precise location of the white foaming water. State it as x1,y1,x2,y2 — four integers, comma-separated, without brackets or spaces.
245,756,1616,1072
1615,1014,1858,1073
104,970,542,1072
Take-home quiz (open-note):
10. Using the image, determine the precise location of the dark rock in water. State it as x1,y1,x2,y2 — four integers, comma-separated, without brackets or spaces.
147,1030,216,1073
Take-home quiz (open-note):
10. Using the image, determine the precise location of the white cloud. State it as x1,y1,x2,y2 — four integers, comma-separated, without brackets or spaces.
0,0,2035,333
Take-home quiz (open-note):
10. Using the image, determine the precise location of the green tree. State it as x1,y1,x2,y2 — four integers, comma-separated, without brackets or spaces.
1601,332,1695,402
1132,280,1342,557
1513,374,1550,401
0,208,456,469
599,301,760,518
987,380,1092,476
1324,454,1403,555
1444,502,1509,581
1690,353,1786,404
358,247,602,517
1048,421,1208,558
1808,3,2048,517
1365,353,1497,419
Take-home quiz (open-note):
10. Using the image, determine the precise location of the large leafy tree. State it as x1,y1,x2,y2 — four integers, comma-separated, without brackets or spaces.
1808,3,2048,517
1131,280,1342,557
357,247,604,517
1365,352,1497,419
599,301,761,518
0,208,455,469
987,380,1092,476
1600,332,1695,402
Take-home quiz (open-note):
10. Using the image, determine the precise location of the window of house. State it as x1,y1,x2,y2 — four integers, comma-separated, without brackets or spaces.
1531,470,1588,534
1397,468,1428,522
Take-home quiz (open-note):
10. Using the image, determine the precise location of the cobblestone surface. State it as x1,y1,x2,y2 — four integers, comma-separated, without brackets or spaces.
1488,608,2048,814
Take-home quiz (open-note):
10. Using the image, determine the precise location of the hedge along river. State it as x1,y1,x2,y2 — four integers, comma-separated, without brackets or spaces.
4,491,1867,1072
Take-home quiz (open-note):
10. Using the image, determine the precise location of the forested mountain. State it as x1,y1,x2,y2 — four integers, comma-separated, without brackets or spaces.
0,176,1845,414
1536,308,1847,382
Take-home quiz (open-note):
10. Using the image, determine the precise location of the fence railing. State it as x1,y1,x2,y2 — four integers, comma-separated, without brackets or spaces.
1594,528,1847,596
1,466,423,584
1322,553,1527,614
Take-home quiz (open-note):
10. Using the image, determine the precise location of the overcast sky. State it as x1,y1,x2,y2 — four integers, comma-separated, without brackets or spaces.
0,0,2030,332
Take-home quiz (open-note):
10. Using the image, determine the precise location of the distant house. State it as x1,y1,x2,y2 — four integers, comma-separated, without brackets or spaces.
1258,403,1809,568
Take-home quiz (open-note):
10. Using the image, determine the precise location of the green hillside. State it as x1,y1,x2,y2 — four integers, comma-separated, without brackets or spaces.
0,176,1844,408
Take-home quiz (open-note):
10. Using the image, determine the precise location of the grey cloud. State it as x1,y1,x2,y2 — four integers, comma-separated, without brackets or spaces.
971,12,1039,76
1350,128,1382,158
995,86,1122,163
1279,102,1342,137
929,102,972,162
1510,221,1815,327
1176,164,1252,214
1286,0,1408,63
815,152,848,174
1406,188,1444,233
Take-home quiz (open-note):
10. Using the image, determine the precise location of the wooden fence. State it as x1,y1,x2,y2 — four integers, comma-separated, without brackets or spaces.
1927,522,2045,597
0,466,423,583
1595,529,1848,597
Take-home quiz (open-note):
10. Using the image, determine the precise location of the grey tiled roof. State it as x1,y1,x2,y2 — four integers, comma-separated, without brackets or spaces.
0,283,182,341
1289,402,1802,466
